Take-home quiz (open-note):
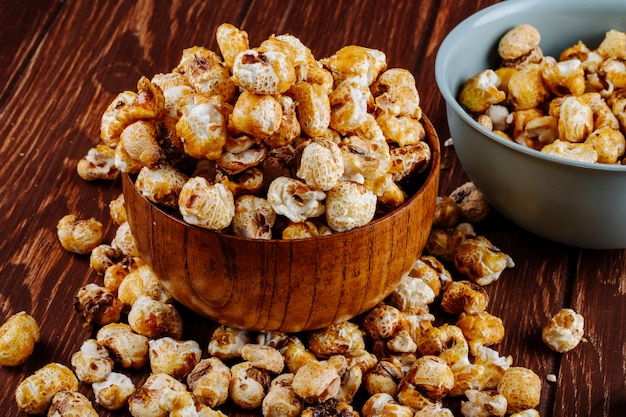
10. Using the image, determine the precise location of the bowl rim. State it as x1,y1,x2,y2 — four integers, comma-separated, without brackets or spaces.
434,0,626,173
123,115,441,244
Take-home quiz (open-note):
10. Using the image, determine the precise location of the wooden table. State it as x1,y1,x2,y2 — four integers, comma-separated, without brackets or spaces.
1,0,624,416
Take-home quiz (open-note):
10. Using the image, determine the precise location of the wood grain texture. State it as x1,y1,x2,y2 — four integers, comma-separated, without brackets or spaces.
1,0,625,416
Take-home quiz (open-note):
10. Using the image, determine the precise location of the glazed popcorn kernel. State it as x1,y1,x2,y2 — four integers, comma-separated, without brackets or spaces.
497,366,542,414
56,214,104,254
15,362,79,415
48,390,99,417
542,308,585,353
0,311,39,367
92,371,136,411
70,338,114,383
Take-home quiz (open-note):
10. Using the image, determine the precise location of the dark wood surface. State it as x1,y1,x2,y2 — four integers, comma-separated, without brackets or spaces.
1,0,624,415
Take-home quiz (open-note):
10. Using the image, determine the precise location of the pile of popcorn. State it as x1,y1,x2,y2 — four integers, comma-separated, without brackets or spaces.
1,24,587,417
78,23,433,238
459,25,626,165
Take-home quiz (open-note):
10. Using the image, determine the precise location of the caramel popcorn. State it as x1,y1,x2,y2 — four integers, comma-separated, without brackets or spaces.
0,311,39,367
460,25,626,165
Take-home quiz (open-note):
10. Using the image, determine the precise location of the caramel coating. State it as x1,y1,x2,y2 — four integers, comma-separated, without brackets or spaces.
0,311,39,367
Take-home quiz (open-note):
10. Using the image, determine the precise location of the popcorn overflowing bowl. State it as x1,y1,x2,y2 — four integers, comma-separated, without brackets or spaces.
122,119,439,332
98,24,443,332
435,0,626,249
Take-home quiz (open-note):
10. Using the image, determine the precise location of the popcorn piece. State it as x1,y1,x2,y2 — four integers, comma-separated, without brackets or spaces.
542,308,585,353
178,176,235,230
241,344,285,374
149,337,202,379
175,46,236,100
320,45,387,88
295,138,344,191
585,127,625,164
460,389,507,417
262,374,303,417
135,164,189,209
0,311,39,367
403,355,454,401
498,24,543,66
458,70,506,113
56,214,103,254
497,367,542,414
597,29,626,61
281,220,333,239
292,360,341,403
308,321,365,357
426,223,476,262
217,135,267,175
454,235,515,286
117,261,171,307
96,322,149,369
267,176,325,223
362,393,413,417
372,68,422,119
231,90,283,139
558,96,594,143
362,303,405,341
74,283,123,326
207,325,254,360
388,141,431,183
440,280,489,315
284,340,318,374
325,180,377,232
176,93,230,160
128,295,183,339
128,373,187,417
119,120,162,168
456,311,505,356
48,390,98,417
70,339,114,383
109,193,127,225
89,244,121,276
265,94,301,147
100,90,138,148
187,357,232,408
151,72,194,119
92,371,136,410
540,56,586,97
15,363,78,415
541,139,598,163
449,182,491,224
229,361,271,409
77,144,120,181
364,361,403,397
290,81,331,138
232,195,276,239
215,23,250,72
231,49,296,95
111,220,139,257
507,64,550,110
329,80,370,134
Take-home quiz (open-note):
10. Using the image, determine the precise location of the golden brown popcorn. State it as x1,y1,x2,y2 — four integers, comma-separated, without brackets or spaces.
597,29,626,61
362,393,414,417
215,23,250,72
92,371,136,410
362,303,405,341
231,90,283,140
176,93,230,160
149,337,201,379
262,373,303,417
240,344,285,374
151,72,194,119
497,367,542,414
281,220,333,239
74,283,123,326
295,138,344,191
364,361,403,397
425,223,476,262
376,111,426,147
454,235,515,286
229,361,271,409
117,261,171,307
292,360,341,404
558,95,594,143
458,69,506,114
232,195,276,239
15,363,78,415
109,193,127,225
100,90,138,148
403,355,455,401
89,244,120,276
388,141,431,183
389,273,435,315
128,372,187,417
289,82,332,140
217,134,266,174
325,180,376,232
541,139,598,163
540,56,586,97
332,359,363,404
267,176,325,223
585,127,626,164
111,220,139,257
266,94,302,147
440,280,489,315
328,80,371,134
77,143,120,181
432,197,461,229
119,120,162,168
128,295,183,339
320,45,387,88
114,140,144,174
135,164,189,209
232,48,297,95
207,325,254,360
176,46,236,101
0,311,39,367
284,340,318,374
449,182,491,224
48,390,99,417
308,321,365,357
485,104,510,132
460,389,507,417
498,24,543,67
456,311,505,357
542,308,585,353
103,256,134,293
178,176,235,230
372,68,422,118
507,64,550,110
96,322,149,369
70,339,114,384
187,357,232,408
472,345,513,392
56,214,103,254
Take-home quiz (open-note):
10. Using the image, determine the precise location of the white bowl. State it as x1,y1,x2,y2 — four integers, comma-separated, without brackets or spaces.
435,0,626,249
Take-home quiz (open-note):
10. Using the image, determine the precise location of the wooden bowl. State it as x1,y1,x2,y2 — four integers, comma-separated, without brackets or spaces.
122,116,440,332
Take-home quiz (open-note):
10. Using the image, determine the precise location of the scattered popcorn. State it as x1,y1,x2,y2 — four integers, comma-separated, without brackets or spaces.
0,311,39,367
542,308,585,353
